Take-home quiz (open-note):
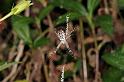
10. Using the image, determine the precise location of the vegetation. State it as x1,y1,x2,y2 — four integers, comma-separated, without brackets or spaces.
0,0,124,82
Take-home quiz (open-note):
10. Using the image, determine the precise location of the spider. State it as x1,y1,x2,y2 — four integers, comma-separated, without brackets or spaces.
55,20,74,53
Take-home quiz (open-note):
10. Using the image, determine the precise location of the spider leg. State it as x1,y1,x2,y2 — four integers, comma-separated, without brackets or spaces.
64,40,73,55
66,34,71,40
55,41,63,52
66,16,69,36
66,28,75,39
66,26,69,36
65,41,69,49
55,31,58,37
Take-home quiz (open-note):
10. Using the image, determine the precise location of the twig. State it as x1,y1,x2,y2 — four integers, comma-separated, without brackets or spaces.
39,48,50,82
26,62,31,81
2,40,24,82
91,25,99,82
8,46,17,62
2,7,30,82
110,0,118,19
10,55,28,81
47,15,54,33
104,0,109,14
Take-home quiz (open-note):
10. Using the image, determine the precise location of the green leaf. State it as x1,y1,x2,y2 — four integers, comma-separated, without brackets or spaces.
38,4,54,21
55,12,82,26
12,15,32,44
118,0,124,9
95,15,114,36
102,45,124,70
33,37,50,48
102,67,124,82
0,62,17,72
52,0,87,16
87,0,100,16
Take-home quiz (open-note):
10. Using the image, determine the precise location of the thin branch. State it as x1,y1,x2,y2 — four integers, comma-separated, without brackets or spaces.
2,40,24,82
10,55,28,81
39,48,50,82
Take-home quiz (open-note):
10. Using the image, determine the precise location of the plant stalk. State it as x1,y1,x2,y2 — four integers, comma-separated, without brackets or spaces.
79,18,88,82
87,16,100,82
0,12,13,22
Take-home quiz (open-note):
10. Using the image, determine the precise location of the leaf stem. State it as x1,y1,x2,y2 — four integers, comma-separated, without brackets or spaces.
86,16,100,82
79,18,88,82
0,12,13,22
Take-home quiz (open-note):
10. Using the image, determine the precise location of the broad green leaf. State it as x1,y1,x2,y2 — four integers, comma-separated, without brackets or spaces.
95,15,114,36
102,45,124,70
102,67,124,82
118,0,124,9
87,0,100,16
38,4,54,21
52,0,87,16
12,15,32,44
15,80,28,82
0,62,17,71
55,12,82,26
33,37,50,48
